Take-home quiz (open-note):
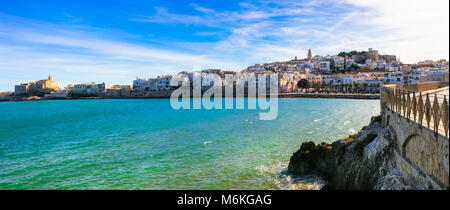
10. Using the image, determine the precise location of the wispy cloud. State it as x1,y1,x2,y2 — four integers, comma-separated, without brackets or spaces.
0,14,245,91
0,0,448,92
345,0,449,62
131,0,448,63
190,3,216,14
129,1,364,63
132,7,208,26
132,2,322,28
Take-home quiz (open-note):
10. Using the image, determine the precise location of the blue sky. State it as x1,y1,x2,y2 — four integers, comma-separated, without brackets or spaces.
0,0,448,91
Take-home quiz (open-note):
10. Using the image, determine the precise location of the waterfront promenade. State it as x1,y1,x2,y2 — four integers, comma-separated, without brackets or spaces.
381,82,449,188
382,83,449,137
275,92,379,99
420,87,449,136
0,92,380,101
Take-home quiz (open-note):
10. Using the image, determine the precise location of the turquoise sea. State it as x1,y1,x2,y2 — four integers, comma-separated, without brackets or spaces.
0,98,379,190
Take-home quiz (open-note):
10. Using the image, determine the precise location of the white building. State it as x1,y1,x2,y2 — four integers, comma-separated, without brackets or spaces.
133,78,150,92
342,75,354,84
322,75,341,85
405,71,422,84
331,56,345,69
383,72,405,84
133,75,173,92
365,59,378,69
385,66,400,72
73,82,109,96
319,61,331,72
345,59,356,70
153,75,172,91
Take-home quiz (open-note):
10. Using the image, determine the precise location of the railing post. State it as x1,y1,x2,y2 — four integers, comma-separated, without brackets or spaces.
418,92,423,125
389,89,393,110
384,84,448,137
397,89,402,115
407,90,411,119
395,88,399,112
432,93,440,134
400,89,403,115
425,93,431,129
412,91,417,122
402,89,406,116
442,95,448,138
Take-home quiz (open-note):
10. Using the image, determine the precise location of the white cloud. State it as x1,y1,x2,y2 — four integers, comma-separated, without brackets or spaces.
135,0,449,64
344,0,449,62
0,0,448,91
0,15,246,91
190,3,216,14
232,0,448,63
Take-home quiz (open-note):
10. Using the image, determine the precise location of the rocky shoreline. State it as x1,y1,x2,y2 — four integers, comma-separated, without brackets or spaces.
287,116,414,190
0,96,105,102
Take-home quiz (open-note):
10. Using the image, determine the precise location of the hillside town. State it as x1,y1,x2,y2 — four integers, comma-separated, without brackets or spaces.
3,48,449,100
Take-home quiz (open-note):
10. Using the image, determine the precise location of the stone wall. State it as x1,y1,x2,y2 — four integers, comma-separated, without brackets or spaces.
130,90,173,98
404,82,449,92
383,109,449,189
384,81,449,92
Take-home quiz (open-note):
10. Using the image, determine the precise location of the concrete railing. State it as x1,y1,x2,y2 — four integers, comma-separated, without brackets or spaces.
381,82,449,138
381,82,449,188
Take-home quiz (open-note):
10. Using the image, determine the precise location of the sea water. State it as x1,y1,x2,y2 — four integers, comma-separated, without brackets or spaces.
0,98,379,189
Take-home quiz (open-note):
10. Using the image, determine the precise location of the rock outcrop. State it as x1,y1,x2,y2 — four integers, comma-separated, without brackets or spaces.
288,116,412,190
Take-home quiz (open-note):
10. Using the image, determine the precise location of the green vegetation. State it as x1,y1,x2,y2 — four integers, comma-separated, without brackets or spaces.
353,82,361,93
350,63,361,70
338,51,361,57
354,133,378,157
332,66,344,73
370,115,382,125
363,83,369,92
297,79,311,90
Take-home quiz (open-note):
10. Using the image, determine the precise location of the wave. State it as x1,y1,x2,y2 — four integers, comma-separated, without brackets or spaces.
256,162,325,190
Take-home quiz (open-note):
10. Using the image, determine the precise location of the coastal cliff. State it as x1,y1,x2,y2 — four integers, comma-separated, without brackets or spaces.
288,116,414,190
